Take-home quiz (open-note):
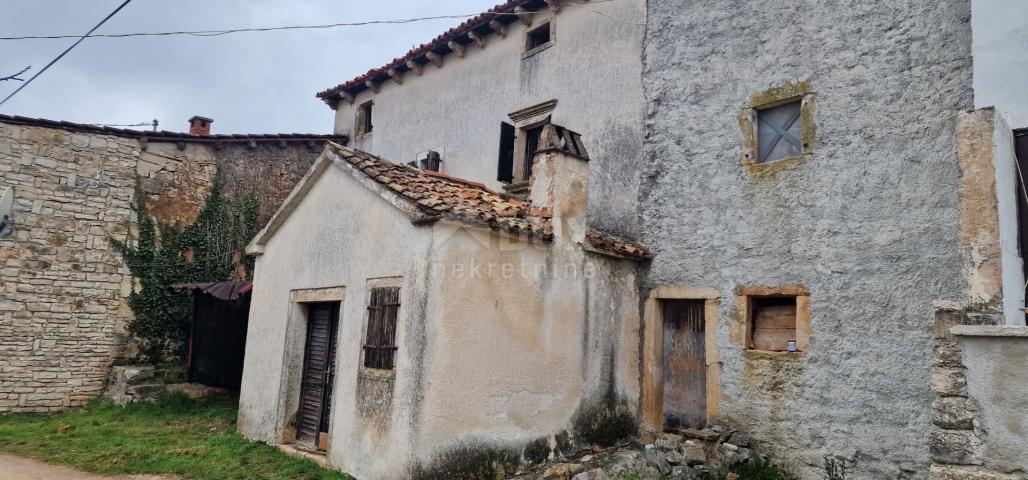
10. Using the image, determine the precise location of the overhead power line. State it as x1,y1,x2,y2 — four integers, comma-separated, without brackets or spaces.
0,0,135,108
0,0,624,42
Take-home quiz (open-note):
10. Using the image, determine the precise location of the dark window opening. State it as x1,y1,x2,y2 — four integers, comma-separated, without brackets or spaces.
356,101,374,136
363,287,400,370
497,122,516,183
522,124,545,181
749,296,798,352
1015,130,1028,325
757,99,803,163
526,22,552,52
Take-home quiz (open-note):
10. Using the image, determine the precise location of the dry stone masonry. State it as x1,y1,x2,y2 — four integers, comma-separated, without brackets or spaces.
0,116,342,413
0,123,137,412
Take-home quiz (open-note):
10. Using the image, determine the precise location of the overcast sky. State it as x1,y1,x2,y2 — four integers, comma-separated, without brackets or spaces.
0,0,500,134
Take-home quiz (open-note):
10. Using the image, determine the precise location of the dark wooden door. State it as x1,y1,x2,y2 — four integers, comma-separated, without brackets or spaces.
297,303,339,447
662,300,707,430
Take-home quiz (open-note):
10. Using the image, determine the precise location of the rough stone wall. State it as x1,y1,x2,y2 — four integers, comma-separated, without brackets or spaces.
929,304,1026,480
0,123,136,412
141,141,325,227
641,1,974,478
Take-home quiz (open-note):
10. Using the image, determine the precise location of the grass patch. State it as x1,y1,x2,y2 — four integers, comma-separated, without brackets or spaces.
698,458,798,480
0,393,351,480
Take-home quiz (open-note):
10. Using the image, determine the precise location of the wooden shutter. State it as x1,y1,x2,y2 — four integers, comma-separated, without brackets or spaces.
363,287,400,370
497,122,516,183
297,303,339,446
750,297,797,351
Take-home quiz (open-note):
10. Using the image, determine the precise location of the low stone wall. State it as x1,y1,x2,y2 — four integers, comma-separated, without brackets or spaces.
929,303,1028,479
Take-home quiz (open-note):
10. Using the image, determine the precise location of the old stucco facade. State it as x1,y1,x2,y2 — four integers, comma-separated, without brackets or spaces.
238,138,646,479
641,0,975,478
0,116,342,412
321,0,646,239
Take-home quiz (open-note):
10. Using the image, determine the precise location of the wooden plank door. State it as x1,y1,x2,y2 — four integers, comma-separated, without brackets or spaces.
662,300,707,430
297,303,339,448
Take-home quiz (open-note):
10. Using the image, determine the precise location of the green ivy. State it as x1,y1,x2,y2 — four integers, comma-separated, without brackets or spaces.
113,183,259,364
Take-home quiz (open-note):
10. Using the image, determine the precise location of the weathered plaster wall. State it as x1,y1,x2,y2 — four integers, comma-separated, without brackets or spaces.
333,0,646,239
929,305,1028,479
238,163,434,479
0,122,136,412
972,0,1028,130
642,1,974,478
955,327,1028,477
239,150,642,479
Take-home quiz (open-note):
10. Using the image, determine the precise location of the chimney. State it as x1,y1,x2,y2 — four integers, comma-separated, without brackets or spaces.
528,124,590,241
188,115,213,136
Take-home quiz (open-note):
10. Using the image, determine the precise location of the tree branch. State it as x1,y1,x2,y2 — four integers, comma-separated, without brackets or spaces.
0,66,31,82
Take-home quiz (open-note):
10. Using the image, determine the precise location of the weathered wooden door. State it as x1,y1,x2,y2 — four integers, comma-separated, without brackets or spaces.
297,303,339,448
662,300,707,430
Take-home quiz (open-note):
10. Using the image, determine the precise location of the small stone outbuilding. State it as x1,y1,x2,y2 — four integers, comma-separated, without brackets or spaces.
238,127,648,479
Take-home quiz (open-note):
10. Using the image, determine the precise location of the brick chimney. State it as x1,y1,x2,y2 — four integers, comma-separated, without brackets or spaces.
528,124,590,242
188,115,213,136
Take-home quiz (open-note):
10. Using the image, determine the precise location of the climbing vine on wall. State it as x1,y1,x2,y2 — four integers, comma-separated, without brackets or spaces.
113,183,259,363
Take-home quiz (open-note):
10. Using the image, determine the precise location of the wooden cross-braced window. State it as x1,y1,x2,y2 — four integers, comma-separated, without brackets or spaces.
757,100,803,163
363,287,400,370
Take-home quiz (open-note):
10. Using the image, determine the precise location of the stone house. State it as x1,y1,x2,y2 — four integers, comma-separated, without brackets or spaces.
236,0,1028,479
238,128,648,479
0,114,344,412
641,1,1028,479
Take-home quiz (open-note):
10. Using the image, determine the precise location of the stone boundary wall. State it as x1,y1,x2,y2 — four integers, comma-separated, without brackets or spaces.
0,118,335,413
0,122,137,412
929,302,1025,479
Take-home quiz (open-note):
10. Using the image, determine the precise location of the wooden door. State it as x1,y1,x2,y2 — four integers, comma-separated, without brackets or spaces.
297,303,339,447
662,300,706,430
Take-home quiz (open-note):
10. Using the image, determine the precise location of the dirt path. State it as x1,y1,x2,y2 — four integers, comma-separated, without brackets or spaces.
0,453,173,480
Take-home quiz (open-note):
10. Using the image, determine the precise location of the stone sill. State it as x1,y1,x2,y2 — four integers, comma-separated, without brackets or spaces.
951,325,1028,337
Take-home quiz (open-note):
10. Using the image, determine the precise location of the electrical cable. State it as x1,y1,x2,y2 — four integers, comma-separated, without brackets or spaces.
0,0,621,42
0,0,135,107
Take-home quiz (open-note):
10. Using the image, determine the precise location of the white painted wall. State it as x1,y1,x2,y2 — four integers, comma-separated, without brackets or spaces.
331,0,646,237
973,0,1028,130
992,112,1026,325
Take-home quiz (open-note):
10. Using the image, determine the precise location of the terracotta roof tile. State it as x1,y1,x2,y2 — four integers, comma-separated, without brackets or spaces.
0,114,348,144
585,230,652,261
331,144,553,240
316,0,541,104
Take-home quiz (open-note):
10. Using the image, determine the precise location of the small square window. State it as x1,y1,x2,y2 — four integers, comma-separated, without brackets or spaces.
749,296,798,352
355,101,374,137
524,21,554,56
757,100,803,163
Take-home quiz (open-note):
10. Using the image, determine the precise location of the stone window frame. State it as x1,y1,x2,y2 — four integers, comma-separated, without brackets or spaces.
522,14,556,59
358,277,404,380
640,286,722,437
279,286,347,445
504,99,558,193
738,82,816,175
731,285,811,354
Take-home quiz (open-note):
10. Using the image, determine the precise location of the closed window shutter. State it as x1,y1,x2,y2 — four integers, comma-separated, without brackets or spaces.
364,287,400,370
497,122,516,183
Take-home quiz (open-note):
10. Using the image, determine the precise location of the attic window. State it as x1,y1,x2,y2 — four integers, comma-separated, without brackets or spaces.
524,20,554,57
356,101,374,137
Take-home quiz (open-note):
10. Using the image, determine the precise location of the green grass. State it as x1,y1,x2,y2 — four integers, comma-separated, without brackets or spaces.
0,393,352,480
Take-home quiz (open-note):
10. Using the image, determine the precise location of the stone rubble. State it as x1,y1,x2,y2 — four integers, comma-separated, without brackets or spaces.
510,427,770,480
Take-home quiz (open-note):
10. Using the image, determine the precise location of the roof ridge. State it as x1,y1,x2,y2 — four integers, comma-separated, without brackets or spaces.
0,113,348,142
